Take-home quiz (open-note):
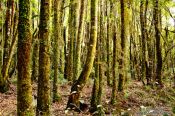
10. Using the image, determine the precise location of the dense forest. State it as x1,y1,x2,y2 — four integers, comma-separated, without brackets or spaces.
0,0,175,115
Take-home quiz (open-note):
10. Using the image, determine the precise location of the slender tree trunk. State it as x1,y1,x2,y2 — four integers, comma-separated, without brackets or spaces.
74,0,86,81
145,0,153,85
90,41,99,112
118,0,126,91
17,0,34,115
153,0,163,86
64,27,68,79
32,39,39,82
53,0,60,102
52,0,64,102
36,0,51,115
66,0,98,110
111,26,117,104
66,0,78,81
106,0,111,86
140,0,146,85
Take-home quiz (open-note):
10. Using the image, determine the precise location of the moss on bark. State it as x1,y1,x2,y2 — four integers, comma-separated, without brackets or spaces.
36,0,51,115
74,0,86,81
90,44,99,112
153,0,163,86
52,0,64,102
17,0,34,115
111,27,117,104
118,0,126,92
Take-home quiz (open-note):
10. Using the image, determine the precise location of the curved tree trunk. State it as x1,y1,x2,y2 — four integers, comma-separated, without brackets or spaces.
66,0,98,110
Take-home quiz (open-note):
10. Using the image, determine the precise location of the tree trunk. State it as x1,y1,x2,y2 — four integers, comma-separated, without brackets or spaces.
140,0,146,85
17,0,34,115
74,0,86,81
32,39,39,82
153,0,163,86
118,0,126,92
66,0,78,81
90,41,99,112
36,0,51,115
144,0,153,85
106,0,111,86
111,25,117,104
52,0,64,102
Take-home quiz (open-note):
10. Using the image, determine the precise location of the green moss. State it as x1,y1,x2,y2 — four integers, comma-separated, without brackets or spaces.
36,0,51,115
17,0,34,115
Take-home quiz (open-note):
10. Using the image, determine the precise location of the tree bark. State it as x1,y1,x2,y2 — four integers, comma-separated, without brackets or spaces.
36,0,51,115
74,0,86,81
153,0,163,86
17,0,34,115
140,0,146,85
66,0,78,81
118,0,126,92
52,0,64,102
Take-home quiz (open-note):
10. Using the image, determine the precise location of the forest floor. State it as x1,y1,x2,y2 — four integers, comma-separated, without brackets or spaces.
0,78,175,116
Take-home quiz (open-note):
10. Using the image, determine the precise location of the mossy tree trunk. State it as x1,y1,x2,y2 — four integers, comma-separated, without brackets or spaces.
144,0,153,85
90,40,99,113
64,27,68,79
17,0,34,115
66,0,98,110
106,0,112,86
32,39,39,82
74,0,86,81
111,26,117,104
52,0,64,102
118,0,126,92
153,0,163,86
140,0,146,85
92,1,105,113
36,0,51,115
90,1,105,114
97,64,104,115
66,0,78,81
53,0,59,102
